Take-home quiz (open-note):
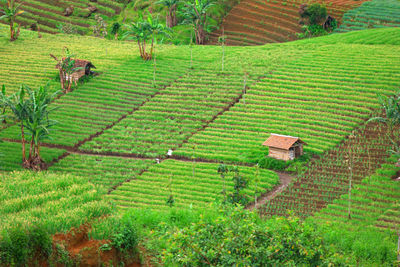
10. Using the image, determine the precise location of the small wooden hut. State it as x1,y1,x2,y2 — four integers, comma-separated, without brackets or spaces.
56,59,96,85
262,134,307,161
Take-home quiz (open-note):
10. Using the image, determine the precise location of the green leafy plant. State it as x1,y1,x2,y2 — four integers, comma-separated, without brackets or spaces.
1,84,59,170
163,205,340,266
368,93,400,153
123,11,170,60
156,0,178,27
182,0,214,44
0,0,24,41
227,166,249,205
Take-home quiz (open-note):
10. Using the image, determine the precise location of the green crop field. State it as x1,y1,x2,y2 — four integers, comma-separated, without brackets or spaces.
1,21,400,265
336,0,400,33
0,0,123,34
0,171,111,234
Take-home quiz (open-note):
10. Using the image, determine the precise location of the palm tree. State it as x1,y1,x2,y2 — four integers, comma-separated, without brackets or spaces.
0,0,24,41
156,0,179,28
1,84,59,170
182,0,214,44
368,93,400,152
23,85,59,170
123,12,170,60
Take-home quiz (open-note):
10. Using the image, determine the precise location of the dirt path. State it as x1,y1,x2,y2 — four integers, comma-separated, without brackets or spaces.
247,171,295,210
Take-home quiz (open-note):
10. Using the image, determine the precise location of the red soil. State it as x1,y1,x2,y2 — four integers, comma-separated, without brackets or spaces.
209,0,369,46
52,225,142,266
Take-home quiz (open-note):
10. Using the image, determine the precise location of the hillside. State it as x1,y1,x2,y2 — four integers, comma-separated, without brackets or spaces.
337,0,400,33
208,0,369,45
0,26,400,265
0,0,124,34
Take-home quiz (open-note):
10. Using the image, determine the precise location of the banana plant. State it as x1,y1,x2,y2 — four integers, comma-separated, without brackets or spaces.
123,11,170,60
0,0,24,41
368,92,400,153
156,0,179,28
182,0,214,44
23,84,59,170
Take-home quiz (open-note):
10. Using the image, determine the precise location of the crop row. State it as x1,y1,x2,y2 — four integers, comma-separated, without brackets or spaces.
176,46,400,163
80,71,252,157
209,0,365,45
0,56,189,147
109,159,280,210
0,141,66,172
0,171,111,236
0,0,122,35
50,153,153,190
260,122,396,218
310,160,400,233
336,0,400,33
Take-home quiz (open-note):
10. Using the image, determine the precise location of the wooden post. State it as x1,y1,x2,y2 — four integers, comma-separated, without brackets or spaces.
190,30,193,69
243,72,247,105
153,42,156,87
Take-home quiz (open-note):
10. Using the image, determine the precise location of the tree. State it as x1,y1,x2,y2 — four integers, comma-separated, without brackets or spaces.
111,22,121,40
123,12,170,60
217,164,229,202
182,0,214,45
156,0,178,28
23,85,59,170
228,166,249,206
0,0,24,41
50,47,82,93
368,93,400,153
1,84,59,170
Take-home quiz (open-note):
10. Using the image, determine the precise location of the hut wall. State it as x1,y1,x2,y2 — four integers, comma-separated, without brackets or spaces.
268,147,290,161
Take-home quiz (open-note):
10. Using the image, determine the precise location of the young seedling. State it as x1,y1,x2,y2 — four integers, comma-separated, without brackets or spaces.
217,164,229,203
166,174,175,207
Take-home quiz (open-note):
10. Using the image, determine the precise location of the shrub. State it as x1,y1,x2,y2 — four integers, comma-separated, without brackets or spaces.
301,4,327,25
163,206,342,266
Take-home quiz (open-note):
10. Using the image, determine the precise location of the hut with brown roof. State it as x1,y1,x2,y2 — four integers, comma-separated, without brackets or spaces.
55,58,95,85
262,134,307,161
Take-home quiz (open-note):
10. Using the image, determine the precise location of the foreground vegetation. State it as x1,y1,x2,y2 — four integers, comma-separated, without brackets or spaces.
0,25,399,265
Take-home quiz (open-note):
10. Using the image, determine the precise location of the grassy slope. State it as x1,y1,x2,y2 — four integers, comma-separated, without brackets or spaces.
0,26,399,211
208,0,368,45
336,0,400,33
1,25,399,265
0,0,124,34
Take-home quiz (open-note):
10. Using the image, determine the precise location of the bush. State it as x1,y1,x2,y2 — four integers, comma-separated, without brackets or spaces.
301,4,327,25
0,224,52,265
163,205,343,266
90,213,139,253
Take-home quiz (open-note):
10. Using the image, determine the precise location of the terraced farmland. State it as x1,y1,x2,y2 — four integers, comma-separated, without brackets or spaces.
0,171,111,235
0,29,140,95
336,0,400,33
1,0,123,34
0,141,66,172
109,159,280,210
0,49,189,147
260,122,397,218
209,0,367,46
50,154,152,189
81,71,253,157
176,45,400,162
311,159,400,232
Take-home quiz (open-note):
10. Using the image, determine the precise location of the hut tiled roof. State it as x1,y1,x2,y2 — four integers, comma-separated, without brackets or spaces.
262,134,306,150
